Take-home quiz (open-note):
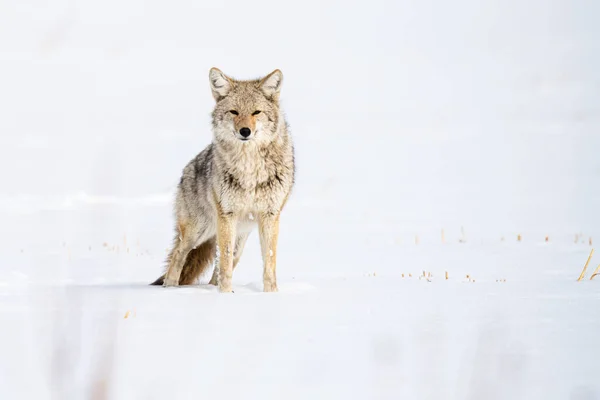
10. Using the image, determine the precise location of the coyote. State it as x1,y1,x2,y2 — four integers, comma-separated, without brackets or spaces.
150,68,295,292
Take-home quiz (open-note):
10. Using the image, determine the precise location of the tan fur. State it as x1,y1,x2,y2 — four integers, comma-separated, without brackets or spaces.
258,214,280,292
163,220,196,286
151,67,295,292
215,211,235,292
233,115,256,134
208,233,249,285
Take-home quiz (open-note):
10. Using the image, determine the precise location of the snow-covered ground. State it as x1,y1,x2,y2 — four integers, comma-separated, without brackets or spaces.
1,0,600,399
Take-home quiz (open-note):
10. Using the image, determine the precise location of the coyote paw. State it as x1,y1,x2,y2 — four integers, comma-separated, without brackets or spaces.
163,278,179,287
219,284,233,293
263,282,278,293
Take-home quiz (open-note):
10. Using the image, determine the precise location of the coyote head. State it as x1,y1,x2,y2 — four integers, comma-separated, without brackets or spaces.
209,68,284,145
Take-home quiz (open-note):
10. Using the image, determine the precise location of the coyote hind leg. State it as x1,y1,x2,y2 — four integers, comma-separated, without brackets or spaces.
163,221,199,287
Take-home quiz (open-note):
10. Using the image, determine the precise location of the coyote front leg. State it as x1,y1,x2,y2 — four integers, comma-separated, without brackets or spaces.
259,213,280,292
216,213,237,293
209,233,250,286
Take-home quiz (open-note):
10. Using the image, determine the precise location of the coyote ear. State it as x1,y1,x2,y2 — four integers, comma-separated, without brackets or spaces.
259,69,283,100
209,68,232,101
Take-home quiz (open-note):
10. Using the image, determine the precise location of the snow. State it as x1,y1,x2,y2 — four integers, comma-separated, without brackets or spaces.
2,241,600,399
1,0,600,399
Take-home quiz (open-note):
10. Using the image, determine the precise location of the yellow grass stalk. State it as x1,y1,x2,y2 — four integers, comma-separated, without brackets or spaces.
577,248,594,281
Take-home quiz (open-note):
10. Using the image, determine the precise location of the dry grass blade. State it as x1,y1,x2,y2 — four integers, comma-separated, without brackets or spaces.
589,263,600,280
577,248,594,281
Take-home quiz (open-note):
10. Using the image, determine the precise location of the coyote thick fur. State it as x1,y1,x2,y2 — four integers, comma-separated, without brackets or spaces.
151,68,295,292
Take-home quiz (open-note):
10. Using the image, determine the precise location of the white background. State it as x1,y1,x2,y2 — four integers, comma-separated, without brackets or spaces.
1,1,599,399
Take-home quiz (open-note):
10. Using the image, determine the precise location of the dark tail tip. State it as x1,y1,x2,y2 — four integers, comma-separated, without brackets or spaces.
150,275,165,286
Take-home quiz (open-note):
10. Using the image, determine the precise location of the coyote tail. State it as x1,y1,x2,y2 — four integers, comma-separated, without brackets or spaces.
150,237,216,285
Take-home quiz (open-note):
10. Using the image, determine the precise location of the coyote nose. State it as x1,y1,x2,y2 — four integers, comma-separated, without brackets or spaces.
239,127,251,138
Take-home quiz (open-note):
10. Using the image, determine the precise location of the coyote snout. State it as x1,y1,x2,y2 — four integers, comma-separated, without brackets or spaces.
230,110,260,141
150,67,295,293
239,127,251,140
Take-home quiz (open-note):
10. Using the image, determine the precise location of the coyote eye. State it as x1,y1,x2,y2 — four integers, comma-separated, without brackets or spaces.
252,110,261,116
229,110,239,115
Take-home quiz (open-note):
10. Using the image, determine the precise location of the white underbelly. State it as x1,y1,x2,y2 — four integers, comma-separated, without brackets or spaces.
237,215,258,235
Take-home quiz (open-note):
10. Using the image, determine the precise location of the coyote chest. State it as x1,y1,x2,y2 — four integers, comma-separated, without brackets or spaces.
217,146,290,214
